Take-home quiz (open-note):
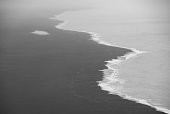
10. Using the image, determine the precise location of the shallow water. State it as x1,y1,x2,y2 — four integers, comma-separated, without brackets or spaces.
57,9,170,111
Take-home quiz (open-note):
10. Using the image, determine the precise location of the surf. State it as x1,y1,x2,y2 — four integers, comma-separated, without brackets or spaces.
50,11,170,114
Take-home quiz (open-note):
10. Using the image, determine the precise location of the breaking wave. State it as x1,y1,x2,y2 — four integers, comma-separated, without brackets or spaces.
97,49,170,114
50,14,170,114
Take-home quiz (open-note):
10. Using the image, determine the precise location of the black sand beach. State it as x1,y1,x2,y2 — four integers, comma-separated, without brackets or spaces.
0,10,166,114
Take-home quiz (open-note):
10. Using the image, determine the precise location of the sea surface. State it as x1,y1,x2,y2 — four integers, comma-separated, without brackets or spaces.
57,9,170,113
0,7,168,113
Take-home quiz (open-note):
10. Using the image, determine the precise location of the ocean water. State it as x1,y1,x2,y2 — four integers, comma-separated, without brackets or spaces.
56,9,170,113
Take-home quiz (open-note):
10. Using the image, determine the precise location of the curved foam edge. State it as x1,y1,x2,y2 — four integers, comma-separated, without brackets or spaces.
55,21,68,29
99,83,170,114
114,90,170,114
50,14,170,114
97,50,170,114
49,15,68,29
31,30,50,35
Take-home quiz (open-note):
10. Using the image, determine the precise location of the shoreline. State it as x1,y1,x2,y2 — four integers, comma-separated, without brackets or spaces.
53,11,170,114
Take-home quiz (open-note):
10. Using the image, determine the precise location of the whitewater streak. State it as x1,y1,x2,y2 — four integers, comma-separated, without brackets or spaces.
51,14,170,114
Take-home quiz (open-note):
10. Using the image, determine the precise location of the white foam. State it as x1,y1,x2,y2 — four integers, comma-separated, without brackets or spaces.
50,14,170,114
55,21,68,29
118,92,170,114
31,30,49,35
117,92,170,114
97,50,170,114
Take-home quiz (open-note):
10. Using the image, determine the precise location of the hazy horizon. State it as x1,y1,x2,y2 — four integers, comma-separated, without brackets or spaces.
1,0,170,15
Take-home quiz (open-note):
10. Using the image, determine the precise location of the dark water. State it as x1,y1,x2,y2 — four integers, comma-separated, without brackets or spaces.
58,9,170,113
0,10,166,114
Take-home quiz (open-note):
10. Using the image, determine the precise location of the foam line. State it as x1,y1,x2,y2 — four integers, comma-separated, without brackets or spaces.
49,14,170,114
97,51,170,114
55,21,68,29
31,30,49,35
